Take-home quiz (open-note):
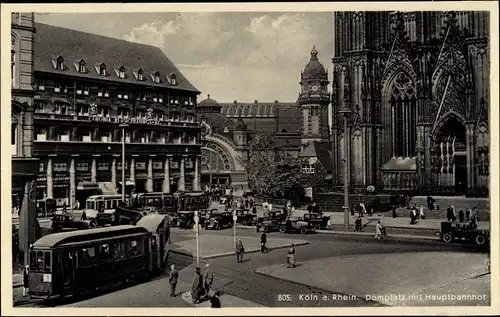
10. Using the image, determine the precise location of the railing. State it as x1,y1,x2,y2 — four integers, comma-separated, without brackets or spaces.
381,171,419,191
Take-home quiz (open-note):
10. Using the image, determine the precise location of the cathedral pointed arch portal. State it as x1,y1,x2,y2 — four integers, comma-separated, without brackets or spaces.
332,11,489,196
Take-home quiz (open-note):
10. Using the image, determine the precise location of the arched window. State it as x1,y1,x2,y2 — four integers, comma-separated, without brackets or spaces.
119,66,126,79
389,72,416,157
154,71,161,84
170,74,177,86
79,60,86,73
99,63,107,76
56,56,65,70
138,69,144,81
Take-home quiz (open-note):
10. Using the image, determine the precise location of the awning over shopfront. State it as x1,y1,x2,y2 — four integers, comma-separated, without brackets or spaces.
98,182,118,195
77,181,100,191
51,97,71,104
117,180,135,186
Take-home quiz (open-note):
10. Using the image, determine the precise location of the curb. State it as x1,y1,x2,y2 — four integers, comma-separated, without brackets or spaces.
13,283,22,289
170,241,309,260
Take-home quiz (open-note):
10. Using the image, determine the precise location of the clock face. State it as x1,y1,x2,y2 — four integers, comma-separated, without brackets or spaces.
311,84,319,92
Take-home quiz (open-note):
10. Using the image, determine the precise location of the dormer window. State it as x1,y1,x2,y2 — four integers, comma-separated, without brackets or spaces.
118,66,126,79
56,56,65,70
78,60,86,73
154,72,161,84
138,69,144,81
99,63,107,76
170,74,177,85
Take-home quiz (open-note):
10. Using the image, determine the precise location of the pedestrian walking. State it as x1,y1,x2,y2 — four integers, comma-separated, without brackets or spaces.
235,239,245,263
355,216,363,232
287,243,296,268
458,209,465,222
375,221,383,240
204,263,214,296
260,232,268,253
410,207,417,224
451,205,456,221
81,210,87,221
419,205,425,220
191,267,204,304
392,205,397,218
22,265,29,297
169,264,178,297
465,208,471,221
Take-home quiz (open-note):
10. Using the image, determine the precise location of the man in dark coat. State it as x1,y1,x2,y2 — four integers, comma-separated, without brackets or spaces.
458,209,465,222
260,232,268,253
169,264,179,297
235,239,245,263
446,205,453,221
191,267,204,304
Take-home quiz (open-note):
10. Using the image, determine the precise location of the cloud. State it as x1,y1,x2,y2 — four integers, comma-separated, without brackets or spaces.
123,21,178,47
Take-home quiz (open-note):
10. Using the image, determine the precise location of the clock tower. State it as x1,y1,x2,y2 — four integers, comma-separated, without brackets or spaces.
298,47,330,146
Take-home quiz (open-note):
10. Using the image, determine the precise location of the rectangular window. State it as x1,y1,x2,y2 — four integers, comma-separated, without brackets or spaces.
128,240,141,256
97,162,109,170
117,162,128,170
39,162,45,173
54,82,61,93
35,128,47,141
136,161,146,170
44,252,51,271
35,102,45,112
99,244,111,261
153,161,163,169
112,242,126,259
118,109,129,118
57,129,70,142
76,84,82,95
53,162,67,172
123,93,129,100
76,162,89,171
117,92,123,99
81,247,96,267
83,86,89,95
78,105,89,116
79,63,86,73
37,79,45,91
98,88,109,97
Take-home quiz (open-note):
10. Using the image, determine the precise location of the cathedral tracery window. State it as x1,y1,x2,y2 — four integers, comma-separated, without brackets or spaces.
390,72,416,157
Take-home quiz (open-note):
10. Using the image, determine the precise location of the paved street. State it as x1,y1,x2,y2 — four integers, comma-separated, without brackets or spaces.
15,227,489,308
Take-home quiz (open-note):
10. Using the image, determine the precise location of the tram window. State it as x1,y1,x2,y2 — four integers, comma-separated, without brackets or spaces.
128,240,140,256
36,251,44,271
53,251,61,270
112,243,125,259
99,244,111,260
96,201,104,211
151,236,157,251
44,252,51,271
80,247,96,267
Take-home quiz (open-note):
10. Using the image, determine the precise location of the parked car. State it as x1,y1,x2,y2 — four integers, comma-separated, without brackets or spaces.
256,210,287,233
235,209,256,226
206,211,233,230
51,214,89,233
177,211,196,229
279,219,315,235
439,221,489,246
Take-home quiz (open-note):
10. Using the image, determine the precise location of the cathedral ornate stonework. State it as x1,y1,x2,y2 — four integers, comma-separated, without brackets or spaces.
331,11,489,196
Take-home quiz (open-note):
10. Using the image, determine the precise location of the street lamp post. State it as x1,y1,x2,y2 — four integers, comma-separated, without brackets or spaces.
339,108,351,232
119,123,129,202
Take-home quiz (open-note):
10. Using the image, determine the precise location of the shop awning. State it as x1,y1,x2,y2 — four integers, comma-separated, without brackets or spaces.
98,182,118,195
117,180,135,186
51,97,71,104
77,181,100,190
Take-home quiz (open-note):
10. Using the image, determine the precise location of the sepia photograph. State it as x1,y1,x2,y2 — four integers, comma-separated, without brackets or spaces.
2,2,498,315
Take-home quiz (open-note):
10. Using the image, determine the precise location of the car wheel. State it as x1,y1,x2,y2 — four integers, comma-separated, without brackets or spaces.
314,224,321,231
279,225,286,233
300,227,307,235
442,232,453,243
216,223,221,231
475,234,486,246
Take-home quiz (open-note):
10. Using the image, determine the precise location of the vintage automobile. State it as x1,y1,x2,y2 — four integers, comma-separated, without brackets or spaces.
51,214,89,233
256,210,287,233
303,213,331,230
177,211,196,229
439,221,489,246
206,211,233,230
235,209,257,226
279,219,315,235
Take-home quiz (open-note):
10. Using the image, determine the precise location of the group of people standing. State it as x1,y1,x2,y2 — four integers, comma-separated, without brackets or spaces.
446,205,479,227
409,204,425,224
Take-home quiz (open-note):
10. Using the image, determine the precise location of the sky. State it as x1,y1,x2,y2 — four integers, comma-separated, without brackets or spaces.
36,12,333,103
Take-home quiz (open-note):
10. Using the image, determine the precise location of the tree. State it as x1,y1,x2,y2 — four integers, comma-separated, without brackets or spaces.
239,132,307,200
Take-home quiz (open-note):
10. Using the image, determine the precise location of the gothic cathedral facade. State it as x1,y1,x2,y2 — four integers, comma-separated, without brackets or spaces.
331,11,489,196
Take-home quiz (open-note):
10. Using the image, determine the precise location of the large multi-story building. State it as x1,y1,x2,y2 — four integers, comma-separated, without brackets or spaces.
330,11,490,196
29,22,202,207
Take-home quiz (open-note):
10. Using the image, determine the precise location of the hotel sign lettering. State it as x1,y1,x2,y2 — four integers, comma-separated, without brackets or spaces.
89,115,162,126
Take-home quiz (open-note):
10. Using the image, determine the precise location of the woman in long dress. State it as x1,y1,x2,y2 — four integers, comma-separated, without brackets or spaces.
375,221,383,240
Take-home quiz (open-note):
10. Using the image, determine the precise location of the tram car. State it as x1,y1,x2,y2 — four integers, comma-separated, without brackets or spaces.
28,214,171,300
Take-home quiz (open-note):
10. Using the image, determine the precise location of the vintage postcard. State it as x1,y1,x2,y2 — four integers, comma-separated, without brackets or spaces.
1,1,498,316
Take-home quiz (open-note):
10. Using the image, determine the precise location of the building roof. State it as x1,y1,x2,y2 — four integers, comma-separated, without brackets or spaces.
34,23,199,93
301,47,328,81
198,95,222,109
219,101,301,136
300,141,333,172
136,214,170,233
